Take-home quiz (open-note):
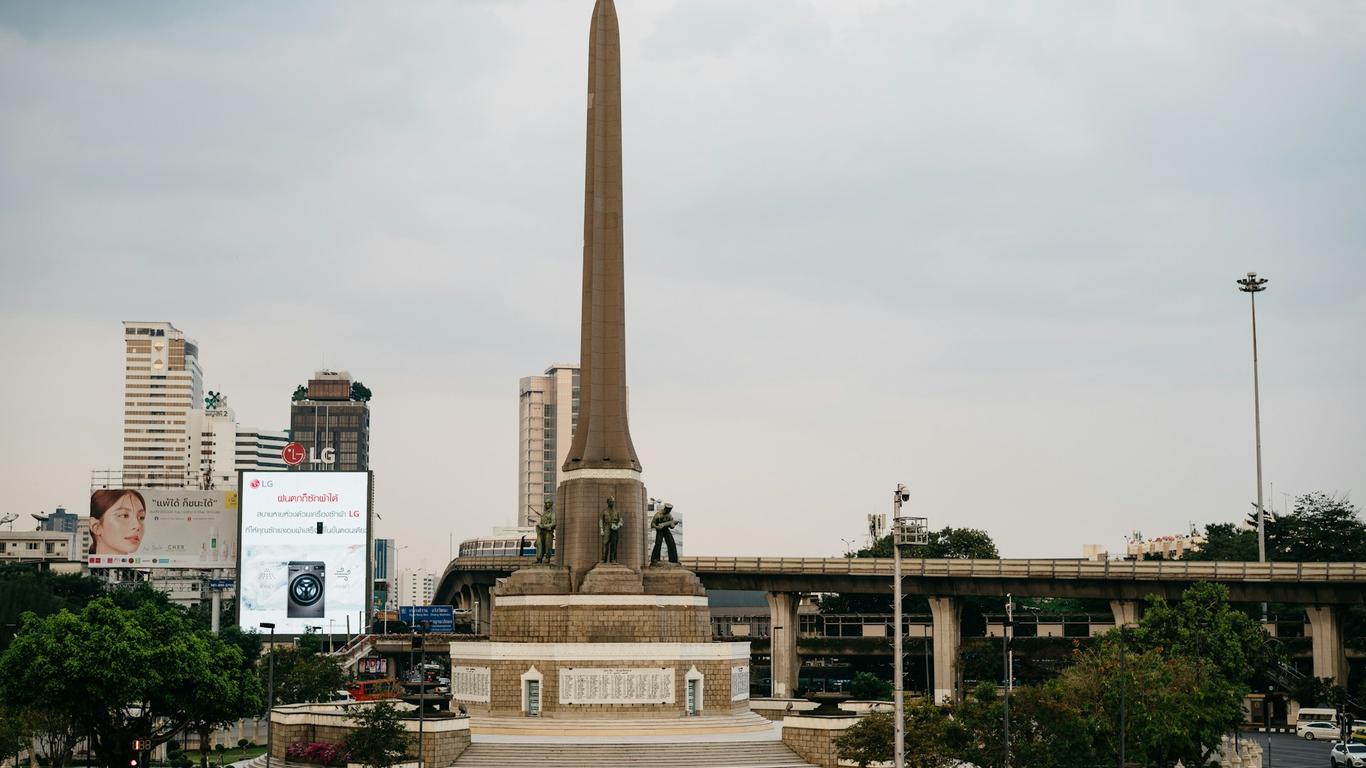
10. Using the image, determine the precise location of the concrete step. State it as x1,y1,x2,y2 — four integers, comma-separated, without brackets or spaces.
453,742,816,767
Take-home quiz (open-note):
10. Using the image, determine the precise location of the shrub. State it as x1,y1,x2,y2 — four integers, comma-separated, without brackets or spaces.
285,741,348,766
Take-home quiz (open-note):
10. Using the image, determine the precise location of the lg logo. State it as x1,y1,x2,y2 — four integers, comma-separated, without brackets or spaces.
282,442,336,466
249,478,274,489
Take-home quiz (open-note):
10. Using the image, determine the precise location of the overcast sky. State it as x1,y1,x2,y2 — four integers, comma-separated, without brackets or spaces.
2,1,1363,574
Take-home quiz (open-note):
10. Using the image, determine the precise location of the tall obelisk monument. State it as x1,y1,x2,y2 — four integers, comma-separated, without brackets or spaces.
555,0,647,589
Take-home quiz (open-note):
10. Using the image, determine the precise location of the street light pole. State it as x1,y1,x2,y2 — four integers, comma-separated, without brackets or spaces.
892,484,907,768
1237,271,1269,622
260,622,276,768
1003,594,1013,768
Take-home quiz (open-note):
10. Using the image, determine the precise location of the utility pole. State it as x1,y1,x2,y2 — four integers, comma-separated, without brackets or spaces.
1237,271,1269,622
891,484,928,768
1004,594,1013,768
260,622,276,768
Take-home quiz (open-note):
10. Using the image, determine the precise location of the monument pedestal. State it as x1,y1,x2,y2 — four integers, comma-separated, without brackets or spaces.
642,562,706,596
579,562,644,594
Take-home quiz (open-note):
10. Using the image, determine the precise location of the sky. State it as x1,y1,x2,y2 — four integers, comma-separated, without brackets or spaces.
1,1,1363,576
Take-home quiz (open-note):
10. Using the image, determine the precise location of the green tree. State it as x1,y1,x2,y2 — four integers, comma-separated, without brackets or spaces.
848,671,892,701
821,526,999,614
1273,492,1366,561
350,381,373,402
292,384,308,401
271,646,347,704
1130,582,1276,688
187,628,264,768
834,711,892,768
0,598,260,768
902,698,955,768
344,701,409,768
1184,522,1258,562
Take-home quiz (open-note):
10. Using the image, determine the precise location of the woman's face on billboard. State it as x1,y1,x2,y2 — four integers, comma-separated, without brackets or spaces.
93,493,145,554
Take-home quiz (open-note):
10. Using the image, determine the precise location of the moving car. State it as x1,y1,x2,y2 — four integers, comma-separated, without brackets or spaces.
1299,721,1338,740
1330,742,1366,768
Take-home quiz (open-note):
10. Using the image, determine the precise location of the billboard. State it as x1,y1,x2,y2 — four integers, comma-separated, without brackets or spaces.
87,489,238,568
237,471,371,635
399,605,455,633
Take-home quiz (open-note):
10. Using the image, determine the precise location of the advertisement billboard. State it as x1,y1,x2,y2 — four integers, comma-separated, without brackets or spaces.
237,471,371,635
87,489,238,568
399,605,455,633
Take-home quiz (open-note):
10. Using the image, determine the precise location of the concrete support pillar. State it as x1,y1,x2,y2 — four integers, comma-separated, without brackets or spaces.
767,592,802,698
928,596,961,704
475,584,493,635
1110,599,1142,628
1306,606,1348,686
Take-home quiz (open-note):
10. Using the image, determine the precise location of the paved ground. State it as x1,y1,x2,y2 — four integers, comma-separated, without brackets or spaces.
1243,731,1335,768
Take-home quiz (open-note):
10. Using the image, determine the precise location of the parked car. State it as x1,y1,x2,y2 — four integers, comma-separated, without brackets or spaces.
1329,742,1366,768
1300,721,1338,740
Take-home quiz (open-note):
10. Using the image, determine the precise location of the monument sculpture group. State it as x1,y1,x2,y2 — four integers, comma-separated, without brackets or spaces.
446,0,754,725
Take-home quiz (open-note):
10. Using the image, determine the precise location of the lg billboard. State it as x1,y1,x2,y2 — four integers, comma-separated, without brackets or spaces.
87,489,237,568
237,471,372,636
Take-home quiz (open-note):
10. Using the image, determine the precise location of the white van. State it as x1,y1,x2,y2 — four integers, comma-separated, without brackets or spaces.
1298,707,1340,725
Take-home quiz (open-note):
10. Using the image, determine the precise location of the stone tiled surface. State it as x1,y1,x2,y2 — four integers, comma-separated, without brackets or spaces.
494,566,571,596
781,722,856,768
269,720,470,766
490,602,711,643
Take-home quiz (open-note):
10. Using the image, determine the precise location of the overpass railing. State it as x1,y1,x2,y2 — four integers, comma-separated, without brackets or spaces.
446,555,1366,582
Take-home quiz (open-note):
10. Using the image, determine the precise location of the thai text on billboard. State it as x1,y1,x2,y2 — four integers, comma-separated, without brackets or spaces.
87,489,238,568
237,471,371,635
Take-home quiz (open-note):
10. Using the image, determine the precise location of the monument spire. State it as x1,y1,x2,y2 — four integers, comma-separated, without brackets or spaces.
563,0,640,473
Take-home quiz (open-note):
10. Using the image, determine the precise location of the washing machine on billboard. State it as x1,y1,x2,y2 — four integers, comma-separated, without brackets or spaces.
287,561,326,619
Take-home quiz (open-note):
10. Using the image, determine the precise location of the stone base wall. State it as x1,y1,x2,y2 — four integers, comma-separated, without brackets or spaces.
268,704,469,767
780,716,861,768
491,602,710,643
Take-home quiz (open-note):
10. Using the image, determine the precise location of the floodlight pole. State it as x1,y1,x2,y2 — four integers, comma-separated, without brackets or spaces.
1238,271,1269,623
893,490,904,768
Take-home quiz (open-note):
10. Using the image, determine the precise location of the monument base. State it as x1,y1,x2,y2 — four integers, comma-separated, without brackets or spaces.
642,562,706,596
579,562,644,594
493,565,571,597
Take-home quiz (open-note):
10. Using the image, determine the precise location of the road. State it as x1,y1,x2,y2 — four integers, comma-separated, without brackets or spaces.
1243,731,1334,768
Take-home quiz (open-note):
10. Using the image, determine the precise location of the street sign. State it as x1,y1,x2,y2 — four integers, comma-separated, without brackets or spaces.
398,605,455,632
208,579,235,590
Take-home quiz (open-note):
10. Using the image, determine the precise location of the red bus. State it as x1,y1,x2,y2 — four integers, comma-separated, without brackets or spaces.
346,678,401,701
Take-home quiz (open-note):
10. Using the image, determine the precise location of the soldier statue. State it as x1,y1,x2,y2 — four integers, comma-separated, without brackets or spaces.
600,496,622,563
534,498,556,563
650,501,680,564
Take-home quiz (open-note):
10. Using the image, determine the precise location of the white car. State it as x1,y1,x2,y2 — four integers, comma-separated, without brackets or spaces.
1330,742,1366,768
1300,721,1339,740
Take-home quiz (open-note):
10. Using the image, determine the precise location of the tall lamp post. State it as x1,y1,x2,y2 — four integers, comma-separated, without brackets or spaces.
260,622,276,768
1237,271,1269,622
891,483,928,768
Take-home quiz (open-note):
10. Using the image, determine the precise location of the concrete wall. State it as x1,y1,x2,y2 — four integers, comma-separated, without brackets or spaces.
781,715,860,768
269,703,470,767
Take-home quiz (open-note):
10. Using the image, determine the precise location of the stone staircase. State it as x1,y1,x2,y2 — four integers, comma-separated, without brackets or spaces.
453,742,817,767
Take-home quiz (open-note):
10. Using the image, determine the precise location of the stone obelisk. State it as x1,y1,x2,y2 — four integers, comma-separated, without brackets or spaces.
554,0,647,590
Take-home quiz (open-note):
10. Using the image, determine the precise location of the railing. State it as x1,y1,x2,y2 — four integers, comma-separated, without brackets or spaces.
447,555,1366,582
330,634,373,670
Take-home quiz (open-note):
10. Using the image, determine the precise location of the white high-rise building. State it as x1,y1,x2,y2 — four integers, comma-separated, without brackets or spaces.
398,567,435,607
517,363,579,526
235,428,289,473
186,404,239,489
121,322,203,488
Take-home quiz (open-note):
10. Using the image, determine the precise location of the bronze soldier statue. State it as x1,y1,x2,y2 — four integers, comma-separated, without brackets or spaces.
600,496,622,563
649,501,680,564
534,498,556,564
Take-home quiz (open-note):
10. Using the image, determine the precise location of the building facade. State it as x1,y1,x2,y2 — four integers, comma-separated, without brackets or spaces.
38,507,79,533
398,567,434,607
1125,530,1207,560
236,428,289,473
290,370,370,472
373,538,396,611
121,322,203,488
517,364,579,526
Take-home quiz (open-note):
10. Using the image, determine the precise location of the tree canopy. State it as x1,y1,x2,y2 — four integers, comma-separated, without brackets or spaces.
0,597,262,768
1188,492,1366,562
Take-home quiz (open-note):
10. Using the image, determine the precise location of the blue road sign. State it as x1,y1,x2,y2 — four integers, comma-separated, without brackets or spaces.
398,605,455,632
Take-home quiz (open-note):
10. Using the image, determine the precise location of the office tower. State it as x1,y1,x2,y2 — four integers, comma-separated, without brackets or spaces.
121,322,203,487
398,567,434,607
289,370,370,471
517,363,579,526
373,538,396,611
235,428,289,473
186,403,239,489
37,507,78,534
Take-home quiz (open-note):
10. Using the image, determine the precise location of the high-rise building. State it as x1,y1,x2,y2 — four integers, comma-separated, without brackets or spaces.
517,363,579,526
290,370,370,472
121,322,203,487
235,428,289,473
37,507,78,534
186,403,239,489
398,567,434,607
373,538,396,610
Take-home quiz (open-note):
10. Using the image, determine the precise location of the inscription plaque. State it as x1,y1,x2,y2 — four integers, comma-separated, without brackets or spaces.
731,664,749,701
559,667,675,705
452,665,491,703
